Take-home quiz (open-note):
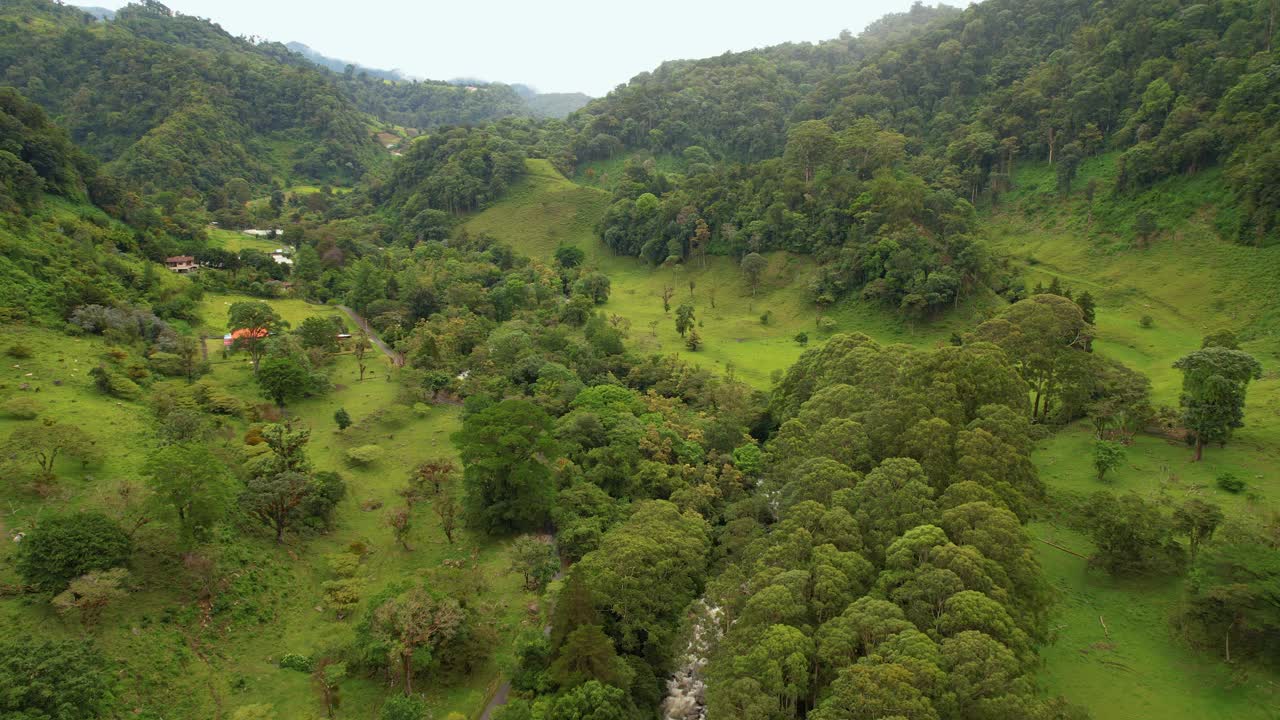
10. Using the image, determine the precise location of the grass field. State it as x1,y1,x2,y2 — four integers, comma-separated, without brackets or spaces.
465,159,994,388
208,227,286,254
0,295,535,719
987,159,1280,719
571,152,685,190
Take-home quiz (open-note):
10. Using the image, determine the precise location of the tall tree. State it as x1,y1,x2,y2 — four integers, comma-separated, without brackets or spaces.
1172,347,1263,460
973,294,1092,421
143,443,237,544
454,399,559,534
358,586,464,695
228,301,285,373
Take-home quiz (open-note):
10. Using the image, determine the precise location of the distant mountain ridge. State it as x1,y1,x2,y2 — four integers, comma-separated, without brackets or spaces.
288,42,591,119
285,41,406,82
75,5,115,20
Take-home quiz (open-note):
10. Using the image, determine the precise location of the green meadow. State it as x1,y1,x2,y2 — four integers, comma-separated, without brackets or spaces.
465,159,996,388
986,158,1280,719
0,295,534,719
466,156,1280,718
208,227,286,254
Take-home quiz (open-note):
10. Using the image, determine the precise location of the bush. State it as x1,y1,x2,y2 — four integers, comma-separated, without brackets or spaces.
1216,472,1246,494
325,552,361,578
1092,440,1126,482
17,512,132,592
0,637,115,720
381,695,428,720
6,343,33,359
2,396,41,420
277,653,313,672
760,310,773,325
817,316,837,332
794,332,809,347
88,365,141,400
345,445,384,467
1139,315,1154,328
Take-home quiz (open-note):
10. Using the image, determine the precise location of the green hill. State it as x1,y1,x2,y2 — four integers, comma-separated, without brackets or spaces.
0,0,382,196
463,159,997,388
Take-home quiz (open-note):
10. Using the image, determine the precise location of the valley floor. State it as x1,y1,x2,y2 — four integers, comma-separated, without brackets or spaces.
465,158,1280,720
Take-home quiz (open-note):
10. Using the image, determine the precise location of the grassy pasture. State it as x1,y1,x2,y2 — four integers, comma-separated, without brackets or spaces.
987,158,1280,719
207,227,285,254
0,295,534,719
465,159,994,388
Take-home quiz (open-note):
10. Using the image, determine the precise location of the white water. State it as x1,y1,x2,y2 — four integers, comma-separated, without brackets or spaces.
661,601,724,720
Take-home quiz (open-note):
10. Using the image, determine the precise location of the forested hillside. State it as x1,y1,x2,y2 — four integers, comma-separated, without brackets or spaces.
2,0,1280,719
566,0,1280,318
0,0,381,197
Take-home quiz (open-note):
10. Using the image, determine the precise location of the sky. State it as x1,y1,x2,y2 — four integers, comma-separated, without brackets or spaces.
89,0,926,96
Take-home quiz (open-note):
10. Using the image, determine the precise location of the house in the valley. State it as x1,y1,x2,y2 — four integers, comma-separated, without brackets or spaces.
164,255,198,273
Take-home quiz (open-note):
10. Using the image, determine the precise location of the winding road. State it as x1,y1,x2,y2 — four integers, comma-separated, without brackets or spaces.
336,305,404,366
479,568,565,719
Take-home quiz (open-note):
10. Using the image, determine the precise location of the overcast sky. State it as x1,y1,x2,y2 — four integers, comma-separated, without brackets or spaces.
90,0,926,96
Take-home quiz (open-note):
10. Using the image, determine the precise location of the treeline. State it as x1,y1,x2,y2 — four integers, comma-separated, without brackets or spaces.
0,86,94,211
593,131,994,316
0,87,198,322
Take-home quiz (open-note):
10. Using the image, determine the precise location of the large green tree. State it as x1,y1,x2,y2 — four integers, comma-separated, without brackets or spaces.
143,443,237,544
228,301,286,373
17,512,132,592
0,638,115,720
356,585,464,696
972,294,1092,422
454,399,559,534
1172,346,1263,460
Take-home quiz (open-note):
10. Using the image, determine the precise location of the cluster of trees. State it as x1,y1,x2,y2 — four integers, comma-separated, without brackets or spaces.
690,332,1069,718
593,136,990,315
375,126,527,221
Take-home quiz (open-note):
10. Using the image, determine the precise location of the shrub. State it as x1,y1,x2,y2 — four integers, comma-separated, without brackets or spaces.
333,407,351,430
760,310,773,325
817,316,837,332
2,396,41,420
1092,440,1126,482
277,653,313,672
17,512,132,592
345,445,383,467
794,332,809,347
1139,315,1154,328
6,343,33,359
88,365,141,400
325,552,361,578
378,405,413,429
381,695,428,720
0,637,115,720
1216,472,1246,494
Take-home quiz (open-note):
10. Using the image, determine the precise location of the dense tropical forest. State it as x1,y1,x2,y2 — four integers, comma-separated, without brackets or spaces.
1,1,1278,719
